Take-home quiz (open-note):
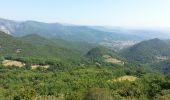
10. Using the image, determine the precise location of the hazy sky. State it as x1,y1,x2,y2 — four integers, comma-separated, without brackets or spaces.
0,0,170,27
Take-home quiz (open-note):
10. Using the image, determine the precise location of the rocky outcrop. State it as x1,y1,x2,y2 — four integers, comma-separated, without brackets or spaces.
0,25,11,35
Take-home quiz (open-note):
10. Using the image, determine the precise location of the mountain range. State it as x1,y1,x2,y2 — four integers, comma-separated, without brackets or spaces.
1,18,170,44
0,18,139,43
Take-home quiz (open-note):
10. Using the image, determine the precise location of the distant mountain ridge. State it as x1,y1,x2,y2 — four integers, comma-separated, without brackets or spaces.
94,26,170,39
0,18,147,43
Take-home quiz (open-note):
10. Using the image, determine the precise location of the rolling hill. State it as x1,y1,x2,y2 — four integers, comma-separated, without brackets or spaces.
21,34,95,54
0,31,91,60
121,38,170,63
0,31,38,57
86,46,124,64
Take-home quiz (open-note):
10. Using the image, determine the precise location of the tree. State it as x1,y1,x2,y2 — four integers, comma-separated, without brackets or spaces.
14,86,36,100
83,88,113,100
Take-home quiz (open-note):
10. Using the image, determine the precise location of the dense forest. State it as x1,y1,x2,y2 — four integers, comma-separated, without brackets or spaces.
1,31,170,100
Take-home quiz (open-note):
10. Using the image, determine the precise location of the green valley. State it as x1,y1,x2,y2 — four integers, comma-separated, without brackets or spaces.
1,30,170,100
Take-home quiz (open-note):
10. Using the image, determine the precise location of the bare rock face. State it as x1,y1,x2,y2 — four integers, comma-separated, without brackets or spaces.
0,25,11,35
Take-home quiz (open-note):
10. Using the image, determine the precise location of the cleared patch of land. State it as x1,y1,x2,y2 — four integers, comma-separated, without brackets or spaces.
103,55,124,64
107,75,138,83
31,65,50,70
2,60,25,67
156,56,169,61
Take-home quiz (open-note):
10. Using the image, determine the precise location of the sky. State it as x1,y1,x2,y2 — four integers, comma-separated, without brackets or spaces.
0,0,170,28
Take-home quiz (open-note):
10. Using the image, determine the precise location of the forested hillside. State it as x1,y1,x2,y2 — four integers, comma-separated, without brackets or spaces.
1,31,170,100
121,38,170,63
0,31,94,61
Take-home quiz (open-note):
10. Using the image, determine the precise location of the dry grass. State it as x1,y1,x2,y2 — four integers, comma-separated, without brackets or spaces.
103,55,123,64
31,65,50,70
2,60,25,67
105,58,123,64
107,75,138,83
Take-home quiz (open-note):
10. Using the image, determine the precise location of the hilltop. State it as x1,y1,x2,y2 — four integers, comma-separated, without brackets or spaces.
86,46,124,64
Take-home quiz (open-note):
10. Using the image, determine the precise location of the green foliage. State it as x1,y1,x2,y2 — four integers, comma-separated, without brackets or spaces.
0,58,168,100
83,88,113,100
1,31,170,99
150,59,170,74
154,90,170,100
14,86,36,100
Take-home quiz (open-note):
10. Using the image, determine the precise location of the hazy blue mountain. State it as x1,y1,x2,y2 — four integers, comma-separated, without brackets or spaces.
1,18,170,45
0,18,144,43
92,26,170,40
